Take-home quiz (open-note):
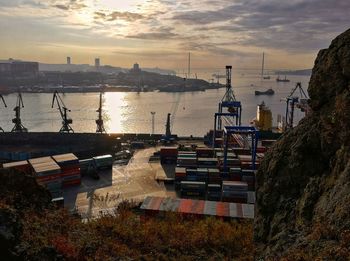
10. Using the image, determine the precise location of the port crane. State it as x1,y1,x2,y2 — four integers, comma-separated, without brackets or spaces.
218,65,242,128
96,92,106,133
212,66,243,147
51,90,74,133
284,82,309,130
11,93,28,132
0,94,7,132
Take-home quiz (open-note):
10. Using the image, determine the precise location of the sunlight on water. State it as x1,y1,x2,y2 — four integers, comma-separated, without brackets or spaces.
104,92,127,133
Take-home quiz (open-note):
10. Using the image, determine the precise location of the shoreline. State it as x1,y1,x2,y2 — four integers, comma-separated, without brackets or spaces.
0,85,224,94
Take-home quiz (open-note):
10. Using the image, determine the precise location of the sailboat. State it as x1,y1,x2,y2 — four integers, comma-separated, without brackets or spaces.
254,52,275,96
261,52,270,80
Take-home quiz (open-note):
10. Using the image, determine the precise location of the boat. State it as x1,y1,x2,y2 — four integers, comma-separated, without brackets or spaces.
276,75,290,82
261,53,270,80
255,88,275,95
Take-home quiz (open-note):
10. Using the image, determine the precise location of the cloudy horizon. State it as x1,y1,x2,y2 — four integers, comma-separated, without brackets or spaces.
0,0,349,71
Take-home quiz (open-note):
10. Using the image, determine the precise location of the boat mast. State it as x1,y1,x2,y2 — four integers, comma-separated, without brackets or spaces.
261,52,265,79
188,52,191,79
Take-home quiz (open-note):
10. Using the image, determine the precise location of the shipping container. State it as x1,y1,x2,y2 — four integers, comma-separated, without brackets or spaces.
93,155,113,170
2,160,30,173
222,181,248,191
53,153,81,187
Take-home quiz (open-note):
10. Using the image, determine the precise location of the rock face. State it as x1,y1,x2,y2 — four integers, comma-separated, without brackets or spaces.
255,29,350,259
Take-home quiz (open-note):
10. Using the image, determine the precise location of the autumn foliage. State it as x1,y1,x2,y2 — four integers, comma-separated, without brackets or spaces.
18,206,254,260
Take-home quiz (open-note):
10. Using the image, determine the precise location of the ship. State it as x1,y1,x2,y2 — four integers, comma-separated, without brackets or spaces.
255,88,275,96
250,101,283,139
276,75,290,82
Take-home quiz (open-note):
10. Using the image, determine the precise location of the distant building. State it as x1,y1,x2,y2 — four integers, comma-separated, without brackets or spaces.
67,57,71,65
95,58,100,68
0,59,39,77
131,63,141,73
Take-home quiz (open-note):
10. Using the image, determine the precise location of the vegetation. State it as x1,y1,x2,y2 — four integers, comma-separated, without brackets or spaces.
0,169,254,260
18,207,254,260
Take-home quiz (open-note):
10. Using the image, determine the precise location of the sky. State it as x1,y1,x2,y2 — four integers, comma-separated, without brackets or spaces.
0,0,349,71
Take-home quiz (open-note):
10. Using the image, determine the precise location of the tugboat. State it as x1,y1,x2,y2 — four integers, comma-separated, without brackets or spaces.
255,88,275,95
276,75,290,82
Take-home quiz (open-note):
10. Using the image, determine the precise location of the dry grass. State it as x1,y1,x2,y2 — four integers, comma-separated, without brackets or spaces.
19,206,254,260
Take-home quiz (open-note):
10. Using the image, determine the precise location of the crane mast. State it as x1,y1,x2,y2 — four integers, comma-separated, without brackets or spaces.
96,92,106,133
284,82,309,130
0,94,7,132
52,90,74,133
11,93,27,132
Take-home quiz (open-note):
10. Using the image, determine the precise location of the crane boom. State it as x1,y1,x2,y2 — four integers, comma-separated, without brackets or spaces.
52,90,74,133
284,82,310,130
11,93,28,132
0,94,7,108
0,94,7,132
96,92,106,133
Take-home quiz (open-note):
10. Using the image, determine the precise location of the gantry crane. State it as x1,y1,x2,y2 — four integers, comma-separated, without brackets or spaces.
11,93,28,132
0,94,7,132
284,82,309,130
52,90,74,133
96,92,106,133
218,65,242,128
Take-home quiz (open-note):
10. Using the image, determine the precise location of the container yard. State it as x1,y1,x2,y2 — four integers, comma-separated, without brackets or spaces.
0,65,289,220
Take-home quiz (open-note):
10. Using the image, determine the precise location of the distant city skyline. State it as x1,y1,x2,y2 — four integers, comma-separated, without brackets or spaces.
0,0,349,71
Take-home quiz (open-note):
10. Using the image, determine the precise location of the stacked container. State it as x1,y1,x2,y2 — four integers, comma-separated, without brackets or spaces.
241,170,256,191
2,160,30,174
221,181,248,203
207,184,222,201
29,157,62,198
160,147,178,164
196,147,214,158
175,167,186,189
227,167,242,181
79,158,94,176
180,181,206,199
197,158,218,168
186,168,207,182
208,168,221,184
93,155,113,170
52,153,81,187
177,151,197,167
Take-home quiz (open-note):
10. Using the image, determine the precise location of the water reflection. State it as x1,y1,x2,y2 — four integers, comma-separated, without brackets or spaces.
0,75,310,136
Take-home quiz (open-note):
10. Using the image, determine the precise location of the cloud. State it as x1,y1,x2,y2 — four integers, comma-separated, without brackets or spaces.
94,10,144,22
170,0,350,52
127,26,178,40
180,42,254,57
52,0,87,11
1,0,350,69
54,4,69,10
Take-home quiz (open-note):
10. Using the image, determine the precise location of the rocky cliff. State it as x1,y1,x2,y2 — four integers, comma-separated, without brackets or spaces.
255,29,350,259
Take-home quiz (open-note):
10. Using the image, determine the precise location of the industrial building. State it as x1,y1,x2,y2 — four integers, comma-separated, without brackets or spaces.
95,58,100,68
131,63,141,73
0,59,39,77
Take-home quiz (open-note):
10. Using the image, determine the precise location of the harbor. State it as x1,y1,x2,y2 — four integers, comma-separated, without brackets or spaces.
0,65,310,220
0,73,310,136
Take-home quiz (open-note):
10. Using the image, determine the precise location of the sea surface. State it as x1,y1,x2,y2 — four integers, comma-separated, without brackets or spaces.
0,73,311,136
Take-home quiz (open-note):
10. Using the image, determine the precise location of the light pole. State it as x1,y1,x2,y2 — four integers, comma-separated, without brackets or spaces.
151,111,155,135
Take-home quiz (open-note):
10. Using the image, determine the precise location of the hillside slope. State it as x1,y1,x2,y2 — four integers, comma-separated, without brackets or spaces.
255,29,350,259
